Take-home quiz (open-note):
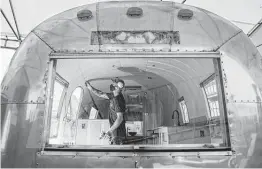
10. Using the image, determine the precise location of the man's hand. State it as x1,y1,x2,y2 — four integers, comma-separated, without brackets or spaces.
85,81,92,90
99,130,112,140
106,130,113,137
85,81,109,99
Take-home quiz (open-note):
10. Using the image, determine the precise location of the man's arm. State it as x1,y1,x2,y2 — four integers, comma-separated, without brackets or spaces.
108,112,123,133
85,81,109,99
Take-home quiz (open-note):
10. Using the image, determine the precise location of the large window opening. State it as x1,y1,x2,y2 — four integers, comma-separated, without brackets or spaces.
45,56,230,150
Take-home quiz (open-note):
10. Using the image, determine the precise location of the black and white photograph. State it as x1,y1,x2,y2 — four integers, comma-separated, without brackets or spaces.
1,0,262,168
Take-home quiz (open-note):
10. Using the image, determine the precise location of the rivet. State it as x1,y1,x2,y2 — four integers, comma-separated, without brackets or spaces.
197,152,200,158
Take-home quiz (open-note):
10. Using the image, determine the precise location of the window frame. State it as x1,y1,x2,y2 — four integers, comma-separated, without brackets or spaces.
43,53,232,155
49,73,69,141
67,86,84,145
178,96,190,124
200,73,220,119
200,60,231,147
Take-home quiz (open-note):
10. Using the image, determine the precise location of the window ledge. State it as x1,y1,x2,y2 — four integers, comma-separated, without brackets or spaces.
41,148,232,157
41,146,232,157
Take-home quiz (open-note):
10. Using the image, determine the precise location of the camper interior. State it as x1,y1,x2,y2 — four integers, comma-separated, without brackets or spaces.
46,56,229,149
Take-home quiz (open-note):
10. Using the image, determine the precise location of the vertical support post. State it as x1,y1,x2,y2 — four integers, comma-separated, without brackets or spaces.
213,58,231,147
42,59,57,149
9,0,21,42
0,9,19,40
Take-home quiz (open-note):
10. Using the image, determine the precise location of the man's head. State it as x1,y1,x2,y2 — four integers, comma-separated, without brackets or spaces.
110,78,125,94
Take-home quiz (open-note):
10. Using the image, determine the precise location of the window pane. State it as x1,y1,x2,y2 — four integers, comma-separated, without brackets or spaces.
52,81,64,117
62,87,83,145
179,100,189,124
49,81,64,140
70,87,83,119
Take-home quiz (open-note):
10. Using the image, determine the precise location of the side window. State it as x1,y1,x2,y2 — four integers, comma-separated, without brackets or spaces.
49,81,65,139
49,73,69,145
201,74,220,119
69,87,83,118
178,97,189,124
62,87,83,145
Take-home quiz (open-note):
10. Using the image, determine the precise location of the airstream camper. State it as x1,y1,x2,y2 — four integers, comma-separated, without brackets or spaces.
1,1,262,168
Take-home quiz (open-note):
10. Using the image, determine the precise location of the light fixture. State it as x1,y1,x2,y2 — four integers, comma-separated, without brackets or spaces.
177,9,193,20
77,9,93,21
127,7,143,18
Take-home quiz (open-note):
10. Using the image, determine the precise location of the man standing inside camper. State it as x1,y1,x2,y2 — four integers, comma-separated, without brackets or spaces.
85,78,126,145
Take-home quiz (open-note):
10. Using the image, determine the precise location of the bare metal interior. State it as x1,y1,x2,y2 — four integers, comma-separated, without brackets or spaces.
1,1,262,168
49,56,226,147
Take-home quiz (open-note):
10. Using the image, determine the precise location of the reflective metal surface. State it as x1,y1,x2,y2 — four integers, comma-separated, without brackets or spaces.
1,1,262,168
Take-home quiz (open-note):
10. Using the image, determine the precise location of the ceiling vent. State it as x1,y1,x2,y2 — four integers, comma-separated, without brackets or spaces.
177,9,193,20
126,7,143,18
77,9,93,21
